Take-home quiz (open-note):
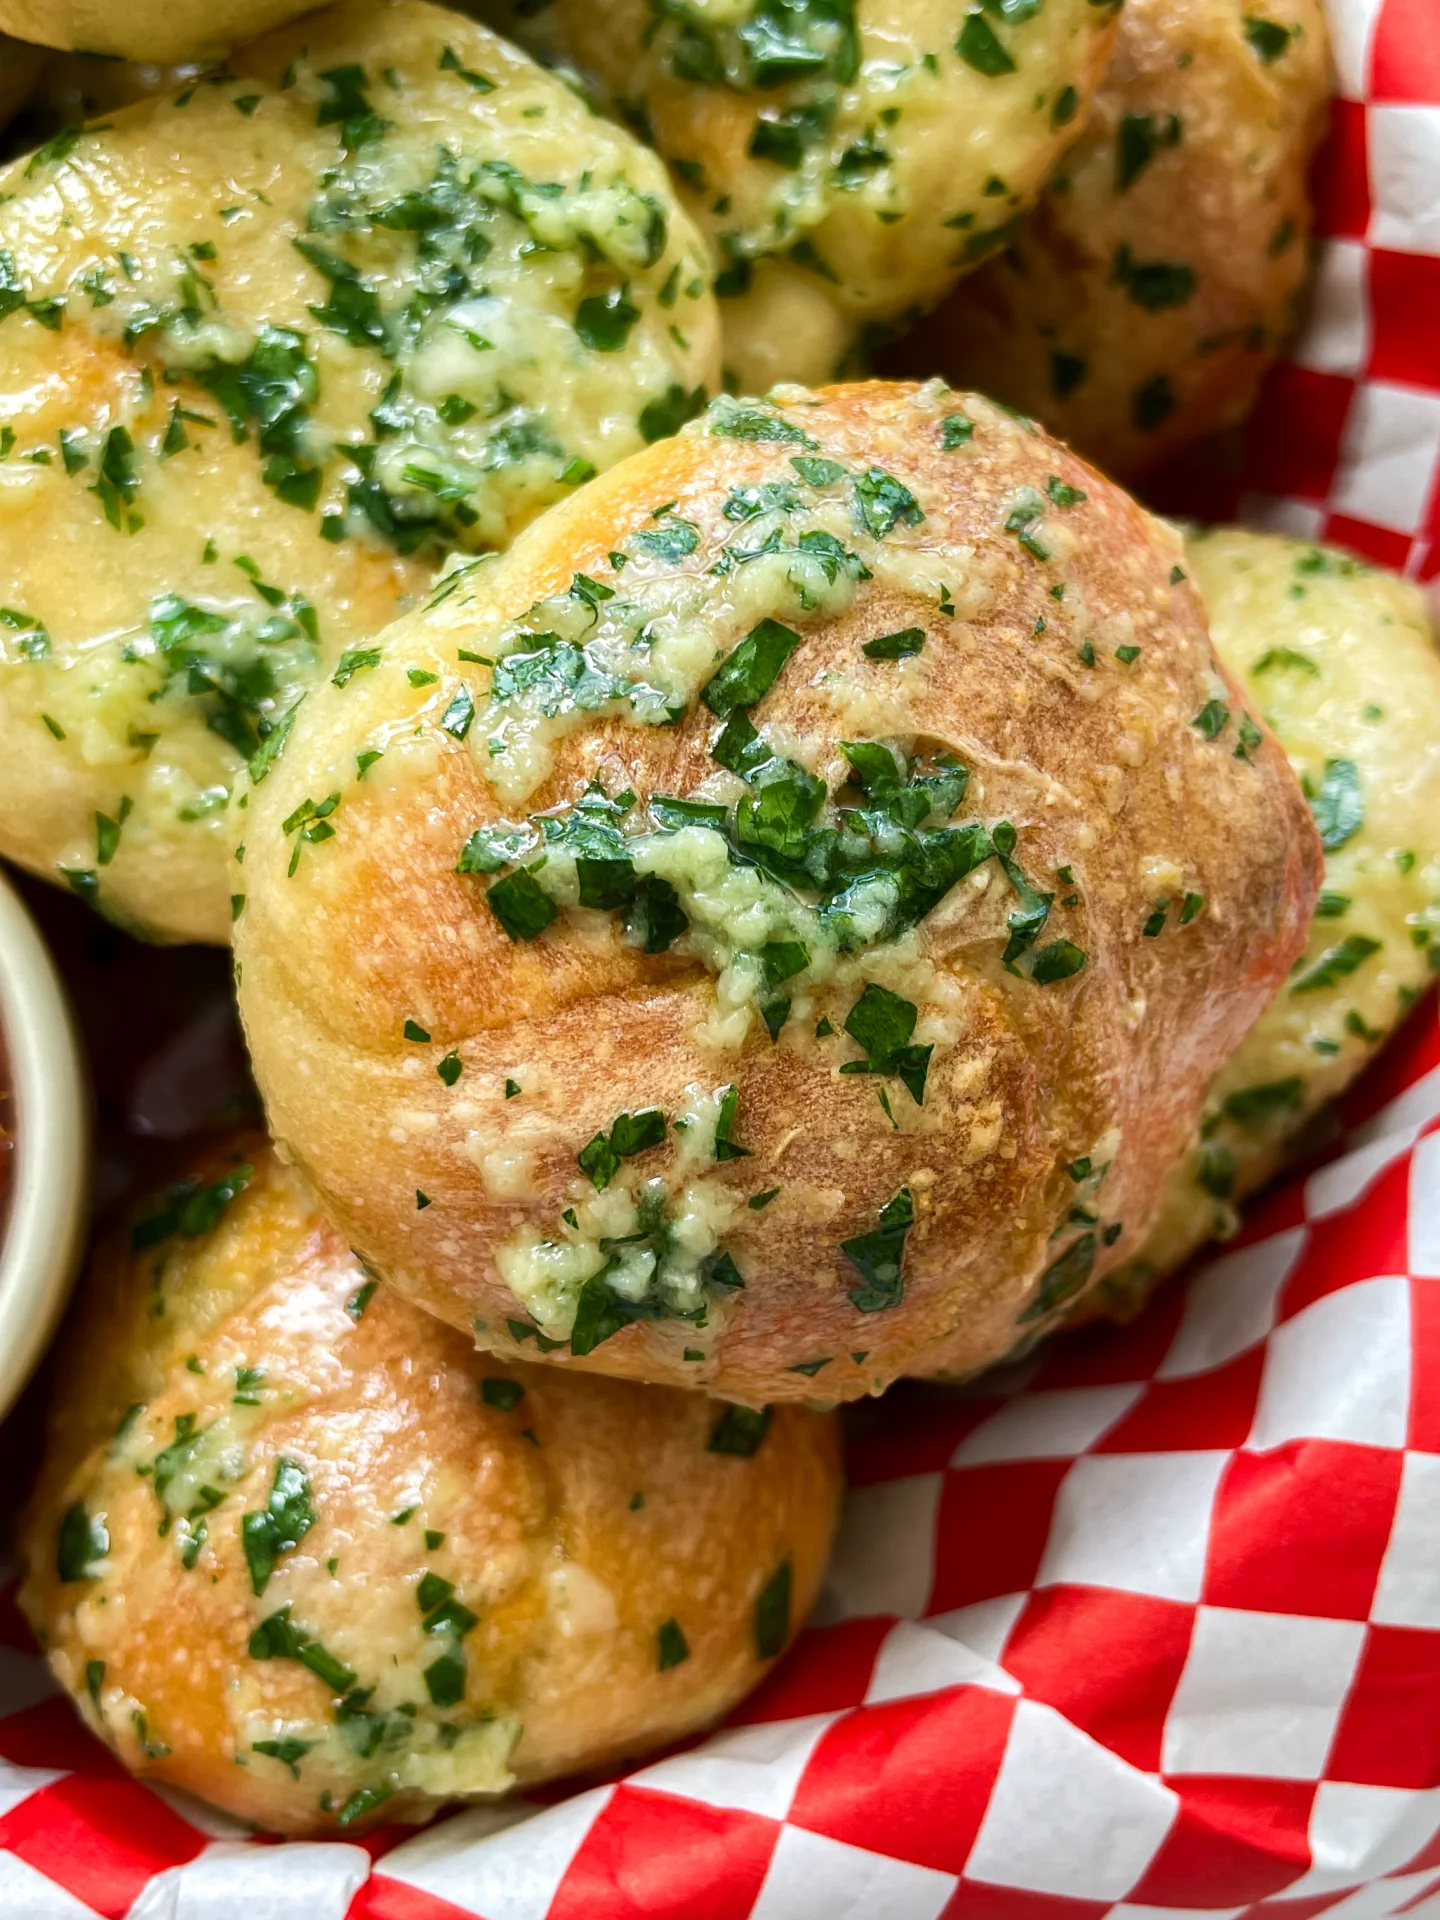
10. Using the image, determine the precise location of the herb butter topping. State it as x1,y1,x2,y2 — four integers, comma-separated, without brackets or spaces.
490,0,1120,386
27,1140,837,1831
235,378,1312,1402
1116,529,1440,1299
0,0,717,940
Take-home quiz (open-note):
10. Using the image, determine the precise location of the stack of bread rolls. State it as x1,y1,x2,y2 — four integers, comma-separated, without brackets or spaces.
5,0,1437,1842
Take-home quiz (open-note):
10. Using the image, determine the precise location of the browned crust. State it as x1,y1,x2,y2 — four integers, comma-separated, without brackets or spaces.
19,1136,842,1835
885,0,1333,479
236,379,1321,1401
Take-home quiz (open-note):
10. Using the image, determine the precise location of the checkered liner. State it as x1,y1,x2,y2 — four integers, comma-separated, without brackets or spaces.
3,0,1439,1908
1200,0,1440,578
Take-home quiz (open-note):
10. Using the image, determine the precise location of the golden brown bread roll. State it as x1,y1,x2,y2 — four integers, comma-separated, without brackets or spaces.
0,0,323,63
1089,529,1440,1315
20,1135,840,1836
478,0,1121,391
232,378,1321,1403
0,0,717,944
887,0,1331,479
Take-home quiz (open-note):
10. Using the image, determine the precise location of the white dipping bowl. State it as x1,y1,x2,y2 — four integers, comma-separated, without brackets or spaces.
0,868,87,1420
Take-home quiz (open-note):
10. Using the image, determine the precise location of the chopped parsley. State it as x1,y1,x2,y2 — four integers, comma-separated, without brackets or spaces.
713,1082,752,1161
1243,14,1292,60
957,10,1016,74
702,618,802,714
333,647,382,687
861,626,926,660
1110,245,1197,312
315,62,388,150
441,686,475,739
1197,1142,1236,1200
1019,1231,1096,1323
1004,487,1049,560
57,1503,108,1582
1221,1078,1303,1126
132,1162,252,1250
791,454,846,486
248,1607,356,1693
754,1557,793,1659
578,1107,667,1190
345,1276,379,1320
1116,112,1182,191
1309,759,1363,850
438,43,496,91
233,1366,265,1406
854,466,923,539
707,396,817,446
91,426,141,532
840,1186,914,1313
253,1736,317,1778
640,383,707,442
635,513,700,562
841,984,931,1104
486,867,558,941
576,285,641,352
1290,934,1382,995
1253,646,1318,678
242,1458,316,1597
657,1619,690,1669
337,1784,395,1827
708,1404,772,1455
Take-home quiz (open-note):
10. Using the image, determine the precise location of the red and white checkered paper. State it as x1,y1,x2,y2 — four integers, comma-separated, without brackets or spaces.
3,0,1440,1908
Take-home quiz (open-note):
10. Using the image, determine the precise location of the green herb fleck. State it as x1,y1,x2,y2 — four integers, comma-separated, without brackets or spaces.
957,10,1016,74
702,618,802,715
1191,698,1230,740
708,1404,772,1456
242,1458,315,1597
840,1186,915,1313
1291,934,1382,995
247,1606,356,1693
1221,1078,1303,1126
1309,759,1363,850
754,1558,793,1658
58,1503,108,1582
345,1276,379,1320
657,1619,690,1669
1243,14,1292,61
862,626,926,660
1019,1231,1096,1322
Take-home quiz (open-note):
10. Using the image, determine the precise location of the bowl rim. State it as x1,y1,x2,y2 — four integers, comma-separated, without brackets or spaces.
0,869,88,1421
